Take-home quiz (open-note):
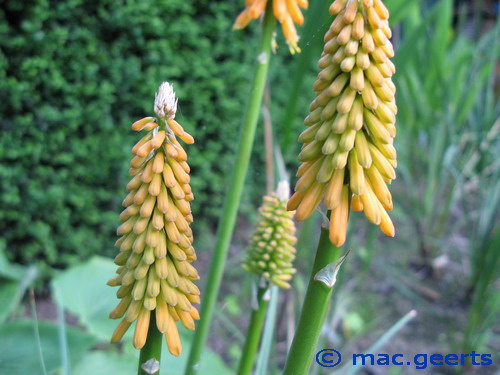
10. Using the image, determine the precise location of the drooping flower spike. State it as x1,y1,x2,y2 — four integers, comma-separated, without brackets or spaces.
243,183,297,289
288,0,397,246
233,0,309,54
108,82,199,357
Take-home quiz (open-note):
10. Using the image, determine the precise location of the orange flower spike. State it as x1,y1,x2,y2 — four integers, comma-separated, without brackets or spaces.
233,0,308,54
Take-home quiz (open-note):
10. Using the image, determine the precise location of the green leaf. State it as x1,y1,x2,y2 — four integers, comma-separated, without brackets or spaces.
51,256,121,341
0,320,97,375
73,351,136,375
0,281,18,323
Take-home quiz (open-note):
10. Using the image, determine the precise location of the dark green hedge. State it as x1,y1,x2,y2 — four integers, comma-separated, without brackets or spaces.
0,0,291,268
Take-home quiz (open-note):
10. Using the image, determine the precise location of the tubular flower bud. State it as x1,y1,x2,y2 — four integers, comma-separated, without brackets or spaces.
109,82,199,357
288,0,397,246
233,0,308,54
243,189,297,289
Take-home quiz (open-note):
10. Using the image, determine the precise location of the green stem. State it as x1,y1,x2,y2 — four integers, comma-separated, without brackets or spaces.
185,5,276,374
138,314,163,375
282,227,342,375
237,286,270,375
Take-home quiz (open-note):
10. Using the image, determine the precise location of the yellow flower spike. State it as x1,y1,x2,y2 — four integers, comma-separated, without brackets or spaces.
289,0,397,244
234,0,308,54
108,82,200,356
243,184,297,289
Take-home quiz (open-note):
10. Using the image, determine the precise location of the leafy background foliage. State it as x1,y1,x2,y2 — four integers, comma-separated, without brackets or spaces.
0,0,291,268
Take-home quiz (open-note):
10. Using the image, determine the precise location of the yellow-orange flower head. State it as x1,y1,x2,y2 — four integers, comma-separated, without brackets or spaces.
288,0,397,247
108,82,199,357
233,0,309,54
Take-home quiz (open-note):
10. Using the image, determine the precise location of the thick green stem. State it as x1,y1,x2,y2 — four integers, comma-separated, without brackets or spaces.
138,314,163,375
237,286,270,375
282,227,342,375
185,5,276,374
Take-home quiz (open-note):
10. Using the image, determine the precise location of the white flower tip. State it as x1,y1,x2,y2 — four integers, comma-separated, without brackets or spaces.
154,82,178,119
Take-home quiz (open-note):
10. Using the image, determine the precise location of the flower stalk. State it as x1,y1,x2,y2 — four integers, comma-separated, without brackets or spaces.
185,4,277,373
237,286,270,375
282,227,343,375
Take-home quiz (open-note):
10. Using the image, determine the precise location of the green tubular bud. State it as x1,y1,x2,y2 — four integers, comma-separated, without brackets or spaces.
319,64,341,82
243,193,297,289
298,122,322,143
321,98,340,121
315,121,333,141
318,53,333,69
317,154,335,183
332,113,348,134
298,140,323,162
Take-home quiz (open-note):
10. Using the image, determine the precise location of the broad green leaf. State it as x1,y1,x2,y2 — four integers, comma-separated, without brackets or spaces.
51,256,121,341
0,320,96,375
0,281,18,323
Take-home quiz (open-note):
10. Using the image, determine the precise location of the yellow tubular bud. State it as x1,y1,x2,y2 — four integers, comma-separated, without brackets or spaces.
349,152,365,195
318,53,333,69
152,152,165,173
351,194,363,211
327,73,349,97
369,142,396,180
365,166,392,207
364,108,391,144
343,0,358,23
332,113,348,134
165,319,182,357
355,131,373,168
329,185,349,246
337,87,357,114
322,133,340,154
295,157,324,192
379,203,395,237
356,50,370,70
109,295,132,319
321,98,340,121
359,183,381,225
332,149,349,169
361,79,379,109
295,182,325,221
348,95,364,130
133,308,151,349
316,154,335,183
332,45,346,64
132,117,155,131
324,168,345,210
339,128,356,151
111,319,132,343
330,0,348,15
337,24,352,45
344,40,359,56
350,66,365,91
151,130,166,149
352,13,365,40
340,56,356,72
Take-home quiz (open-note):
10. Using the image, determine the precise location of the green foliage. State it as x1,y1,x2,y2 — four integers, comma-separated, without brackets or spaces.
0,320,97,375
0,0,267,268
0,248,38,323
50,256,230,374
